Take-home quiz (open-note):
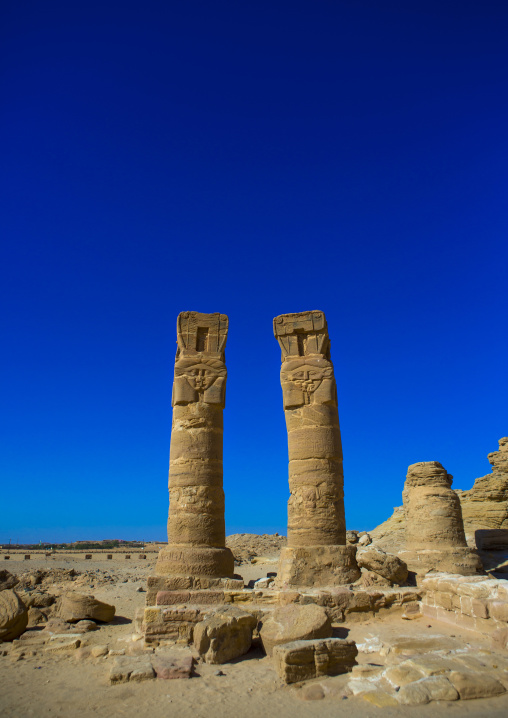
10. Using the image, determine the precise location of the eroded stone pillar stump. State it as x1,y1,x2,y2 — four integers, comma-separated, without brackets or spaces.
144,312,240,643
274,310,360,587
399,461,482,576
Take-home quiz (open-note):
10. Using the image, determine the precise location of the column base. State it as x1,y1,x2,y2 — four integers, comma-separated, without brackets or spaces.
276,545,361,588
398,547,483,577
154,545,235,579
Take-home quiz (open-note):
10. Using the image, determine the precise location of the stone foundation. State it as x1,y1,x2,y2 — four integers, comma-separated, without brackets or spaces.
420,573,508,636
399,547,483,577
154,546,234,580
141,584,422,645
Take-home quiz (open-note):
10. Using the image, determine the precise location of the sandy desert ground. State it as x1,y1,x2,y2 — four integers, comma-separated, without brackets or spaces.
2,546,508,718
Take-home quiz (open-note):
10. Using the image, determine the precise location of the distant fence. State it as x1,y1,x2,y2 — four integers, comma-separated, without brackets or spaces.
0,549,160,558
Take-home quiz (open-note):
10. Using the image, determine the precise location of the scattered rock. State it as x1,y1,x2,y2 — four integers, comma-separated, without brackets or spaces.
23,592,55,609
45,638,81,653
346,531,359,544
357,547,408,585
75,620,97,632
384,664,424,688
260,604,332,657
0,589,28,642
109,656,155,684
274,638,358,684
358,533,372,546
27,607,47,627
57,593,115,623
0,570,19,592
91,644,109,657
194,606,257,664
152,654,194,679
357,569,392,588
43,618,72,634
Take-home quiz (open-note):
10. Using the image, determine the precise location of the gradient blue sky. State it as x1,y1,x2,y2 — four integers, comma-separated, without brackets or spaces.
1,1,507,543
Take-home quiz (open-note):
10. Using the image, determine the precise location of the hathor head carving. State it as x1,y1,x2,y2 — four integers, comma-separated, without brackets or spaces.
172,352,227,407
280,356,336,409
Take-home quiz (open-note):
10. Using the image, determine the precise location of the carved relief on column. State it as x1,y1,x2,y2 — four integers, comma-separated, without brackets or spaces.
155,311,234,579
274,311,360,587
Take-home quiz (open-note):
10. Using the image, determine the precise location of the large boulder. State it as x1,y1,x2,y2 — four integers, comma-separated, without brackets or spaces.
260,603,332,657
357,547,408,585
0,570,19,592
193,606,257,664
57,592,115,623
0,589,28,641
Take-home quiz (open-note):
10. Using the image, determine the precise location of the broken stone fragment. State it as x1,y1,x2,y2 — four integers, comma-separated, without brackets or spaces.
260,603,332,657
357,547,408,585
194,606,257,664
0,589,28,642
57,592,115,623
152,653,194,679
274,638,358,684
0,570,19,592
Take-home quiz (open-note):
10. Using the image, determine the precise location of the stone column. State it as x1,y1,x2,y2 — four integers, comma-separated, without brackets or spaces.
399,461,482,575
274,310,360,587
155,311,234,579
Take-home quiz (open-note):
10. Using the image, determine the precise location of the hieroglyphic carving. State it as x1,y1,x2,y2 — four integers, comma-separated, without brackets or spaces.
155,311,234,579
274,310,360,586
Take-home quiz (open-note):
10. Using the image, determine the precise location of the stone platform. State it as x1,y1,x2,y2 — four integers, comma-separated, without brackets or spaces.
141,583,423,645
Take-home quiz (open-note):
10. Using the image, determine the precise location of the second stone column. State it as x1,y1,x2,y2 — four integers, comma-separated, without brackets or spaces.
274,310,360,587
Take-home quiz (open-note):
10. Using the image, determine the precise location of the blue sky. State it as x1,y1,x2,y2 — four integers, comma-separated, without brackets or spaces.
1,1,507,543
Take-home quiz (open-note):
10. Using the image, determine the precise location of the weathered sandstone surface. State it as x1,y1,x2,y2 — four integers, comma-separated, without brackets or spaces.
155,312,234,579
371,439,508,563
193,606,257,664
399,461,482,575
273,637,358,683
260,603,332,656
356,547,408,585
273,310,359,587
57,592,115,623
0,589,28,642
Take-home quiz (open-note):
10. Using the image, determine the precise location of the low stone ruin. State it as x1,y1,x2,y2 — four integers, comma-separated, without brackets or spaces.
399,460,482,575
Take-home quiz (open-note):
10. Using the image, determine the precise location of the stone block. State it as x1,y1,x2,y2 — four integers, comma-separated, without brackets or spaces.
194,606,256,664
260,603,332,656
489,601,508,623
492,626,508,651
152,653,194,679
156,590,225,606
434,591,453,610
383,664,424,688
277,545,360,588
58,593,115,623
456,580,495,599
471,598,489,619
448,670,506,699
109,656,155,684
398,677,459,705
274,638,358,684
